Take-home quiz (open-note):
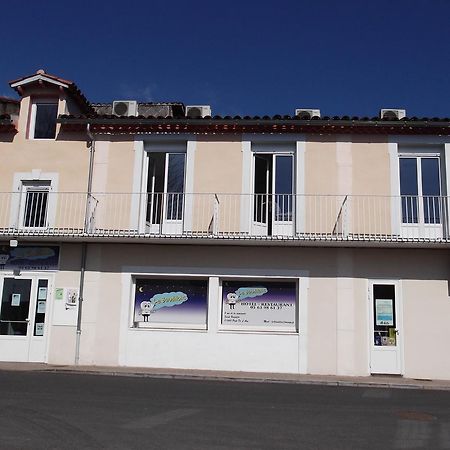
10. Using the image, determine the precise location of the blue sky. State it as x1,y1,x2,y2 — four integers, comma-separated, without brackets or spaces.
2,1,449,117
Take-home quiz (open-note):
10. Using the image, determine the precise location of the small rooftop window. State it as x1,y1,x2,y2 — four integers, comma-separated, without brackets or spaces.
31,102,58,139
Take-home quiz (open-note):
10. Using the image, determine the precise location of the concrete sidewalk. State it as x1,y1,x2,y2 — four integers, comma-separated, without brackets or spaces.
1,362,450,391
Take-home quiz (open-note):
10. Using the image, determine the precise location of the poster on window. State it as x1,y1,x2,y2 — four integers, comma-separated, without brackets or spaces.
133,279,208,328
375,299,394,326
221,280,297,330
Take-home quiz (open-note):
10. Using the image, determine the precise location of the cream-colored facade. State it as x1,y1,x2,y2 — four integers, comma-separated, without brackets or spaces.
0,71,449,380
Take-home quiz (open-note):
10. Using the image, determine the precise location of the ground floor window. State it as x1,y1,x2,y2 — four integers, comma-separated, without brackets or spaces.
132,278,208,329
221,279,297,332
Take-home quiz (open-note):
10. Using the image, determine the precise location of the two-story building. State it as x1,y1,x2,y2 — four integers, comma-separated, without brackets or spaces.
1,70,449,380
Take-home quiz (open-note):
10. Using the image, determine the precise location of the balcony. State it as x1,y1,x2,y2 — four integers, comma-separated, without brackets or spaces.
0,192,449,246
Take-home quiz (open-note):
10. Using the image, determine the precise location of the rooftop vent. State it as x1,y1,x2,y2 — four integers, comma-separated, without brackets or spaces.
380,109,406,120
295,108,321,119
112,100,137,117
186,105,211,118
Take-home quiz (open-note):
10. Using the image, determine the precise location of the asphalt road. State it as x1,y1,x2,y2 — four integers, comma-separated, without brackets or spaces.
0,371,449,450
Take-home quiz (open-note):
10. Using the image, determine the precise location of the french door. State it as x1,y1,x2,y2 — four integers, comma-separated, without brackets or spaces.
0,275,51,362
399,155,445,238
145,152,186,234
252,154,294,236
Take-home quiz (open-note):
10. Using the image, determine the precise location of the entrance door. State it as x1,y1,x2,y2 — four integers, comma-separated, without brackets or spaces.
252,154,294,236
369,281,402,375
146,152,186,235
0,276,51,362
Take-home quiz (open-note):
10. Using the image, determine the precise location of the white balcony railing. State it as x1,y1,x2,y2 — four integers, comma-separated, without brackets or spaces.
0,192,448,243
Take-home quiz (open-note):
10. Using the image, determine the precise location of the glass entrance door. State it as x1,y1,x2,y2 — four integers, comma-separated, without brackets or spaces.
0,276,50,362
369,281,402,375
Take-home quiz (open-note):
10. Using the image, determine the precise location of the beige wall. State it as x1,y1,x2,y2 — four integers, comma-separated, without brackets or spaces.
304,135,390,196
193,138,243,232
65,243,450,379
0,94,89,193
193,138,243,194
303,136,391,235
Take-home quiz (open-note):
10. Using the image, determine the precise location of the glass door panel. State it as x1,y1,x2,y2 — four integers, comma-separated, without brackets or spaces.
421,158,441,224
0,278,32,336
146,153,165,226
274,155,293,222
253,155,270,225
166,153,185,221
399,158,418,223
373,284,397,347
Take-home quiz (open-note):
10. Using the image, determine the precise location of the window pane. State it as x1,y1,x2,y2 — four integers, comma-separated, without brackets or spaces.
399,158,418,195
133,278,208,328
253,156,269,223
275,155,293,221
34,104,58,139
275,156,293,195
221,280,297,330
167,154,185,193
24,190,48,227
0,278,32,336
33,279,48,336
399,158,418,223
166,154,185,220
373,284,397,347
421,158,441,223
146,153,165,225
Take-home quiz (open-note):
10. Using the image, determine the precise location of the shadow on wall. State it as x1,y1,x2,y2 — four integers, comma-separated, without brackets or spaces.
59,243,450,288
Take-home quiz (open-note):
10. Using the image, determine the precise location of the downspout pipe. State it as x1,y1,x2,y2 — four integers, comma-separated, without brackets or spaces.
75,123,95,365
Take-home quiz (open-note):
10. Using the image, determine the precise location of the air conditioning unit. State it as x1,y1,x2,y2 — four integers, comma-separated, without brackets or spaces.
380,109,406,120
186,105,211,118
112,100,138,117
295,108,321,119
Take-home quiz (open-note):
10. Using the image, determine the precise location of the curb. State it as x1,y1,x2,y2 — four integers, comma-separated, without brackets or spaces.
16,366,450,392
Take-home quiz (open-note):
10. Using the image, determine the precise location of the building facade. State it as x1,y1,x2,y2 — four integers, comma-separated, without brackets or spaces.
0,70,449,379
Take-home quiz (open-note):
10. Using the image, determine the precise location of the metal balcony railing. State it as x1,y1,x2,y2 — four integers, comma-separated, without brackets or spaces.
0,192,448,243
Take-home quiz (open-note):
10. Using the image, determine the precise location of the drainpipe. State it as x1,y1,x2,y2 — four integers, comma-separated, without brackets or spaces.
75,123,95,365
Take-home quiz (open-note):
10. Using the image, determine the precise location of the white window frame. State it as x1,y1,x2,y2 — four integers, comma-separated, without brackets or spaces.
19,181,51,229
29,98,59,140
10,171,59,229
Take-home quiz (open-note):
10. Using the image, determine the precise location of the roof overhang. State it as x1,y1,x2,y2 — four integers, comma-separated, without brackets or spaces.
10,74,69,90
57,116,450,136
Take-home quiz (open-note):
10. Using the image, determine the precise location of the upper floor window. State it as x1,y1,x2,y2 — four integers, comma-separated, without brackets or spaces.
30,102,58,139
19,181,51,228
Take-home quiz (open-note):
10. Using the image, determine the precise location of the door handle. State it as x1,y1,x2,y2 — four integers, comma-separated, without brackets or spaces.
25,318,30,323
395,329,399,335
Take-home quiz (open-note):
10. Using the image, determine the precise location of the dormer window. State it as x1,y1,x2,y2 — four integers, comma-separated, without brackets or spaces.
30,102,58,139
